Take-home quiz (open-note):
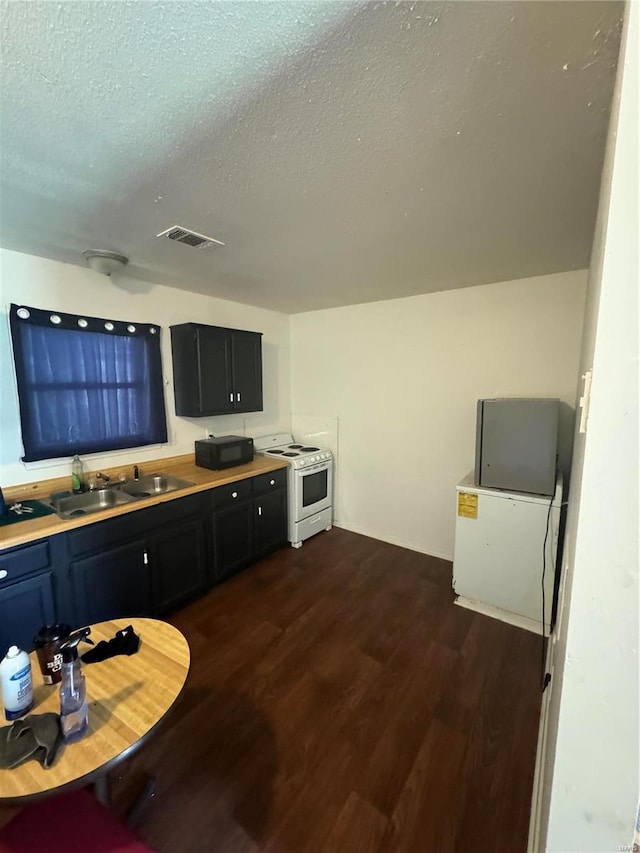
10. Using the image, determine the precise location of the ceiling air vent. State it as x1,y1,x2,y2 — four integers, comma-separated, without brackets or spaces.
157,225,225,249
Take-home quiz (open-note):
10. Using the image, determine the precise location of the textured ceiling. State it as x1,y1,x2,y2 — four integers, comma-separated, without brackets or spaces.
0,1,623,313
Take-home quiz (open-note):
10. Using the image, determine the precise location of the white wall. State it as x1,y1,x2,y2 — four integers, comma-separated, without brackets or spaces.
542,3,639,850
0,248,291,486
290,270,587,560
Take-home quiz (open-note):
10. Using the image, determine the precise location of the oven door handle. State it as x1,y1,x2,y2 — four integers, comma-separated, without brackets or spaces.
300,463,330,474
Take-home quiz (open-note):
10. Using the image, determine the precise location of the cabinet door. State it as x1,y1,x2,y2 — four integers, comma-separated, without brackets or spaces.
70,540,151,625
0,573,56,656
231,331,263,413
150,517,207,614
212,502,253,581
196,325,234,415
254,490,288,559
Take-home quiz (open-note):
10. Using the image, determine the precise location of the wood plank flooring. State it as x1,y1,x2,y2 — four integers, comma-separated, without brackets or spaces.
56,529,547,850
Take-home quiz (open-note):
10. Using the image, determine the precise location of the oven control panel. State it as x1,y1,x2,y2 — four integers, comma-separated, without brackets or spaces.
293,451,332,469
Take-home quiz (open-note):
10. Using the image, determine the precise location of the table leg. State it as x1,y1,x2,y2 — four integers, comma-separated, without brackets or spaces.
93,774,110,806
126,774,157,827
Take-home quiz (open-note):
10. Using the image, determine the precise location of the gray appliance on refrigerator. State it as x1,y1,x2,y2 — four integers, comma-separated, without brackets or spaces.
474,398,559,496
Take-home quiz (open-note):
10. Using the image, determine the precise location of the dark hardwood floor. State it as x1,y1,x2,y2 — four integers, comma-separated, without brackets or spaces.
115,528,541,851
0,528,542,850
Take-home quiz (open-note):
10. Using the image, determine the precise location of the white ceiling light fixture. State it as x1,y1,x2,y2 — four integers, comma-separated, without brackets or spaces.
82,250,129,276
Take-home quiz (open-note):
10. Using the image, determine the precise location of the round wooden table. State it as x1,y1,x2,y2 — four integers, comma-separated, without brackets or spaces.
0,617,190,803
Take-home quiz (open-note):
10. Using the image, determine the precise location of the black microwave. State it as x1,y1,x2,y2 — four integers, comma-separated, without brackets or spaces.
195,436,254,470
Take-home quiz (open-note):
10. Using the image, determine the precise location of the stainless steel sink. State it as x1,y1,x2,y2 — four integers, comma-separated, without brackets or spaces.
45,472,194,519
118,473,193,498
46,488,137,519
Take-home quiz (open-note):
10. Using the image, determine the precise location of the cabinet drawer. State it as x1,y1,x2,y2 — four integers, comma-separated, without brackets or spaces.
252,468,287,496
68,511,153,557
211,479,252,510
67,492,210,557
0,540,51,586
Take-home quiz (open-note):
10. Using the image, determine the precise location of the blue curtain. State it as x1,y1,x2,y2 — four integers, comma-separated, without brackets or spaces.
10,304,168,462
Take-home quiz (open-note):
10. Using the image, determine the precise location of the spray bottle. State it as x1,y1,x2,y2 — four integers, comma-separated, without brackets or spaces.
59,627,93,743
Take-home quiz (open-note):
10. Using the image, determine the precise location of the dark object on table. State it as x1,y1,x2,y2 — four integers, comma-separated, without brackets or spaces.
33,623,72,685
0,500,56,527
81,624,140,664
0,788,157,852
0,713,62,770
59,627,93,744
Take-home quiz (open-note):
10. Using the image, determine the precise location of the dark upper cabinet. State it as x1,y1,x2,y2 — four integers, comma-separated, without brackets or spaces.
150,516,208,614
231,330,263,413
196,326,233,415
170,323,263,417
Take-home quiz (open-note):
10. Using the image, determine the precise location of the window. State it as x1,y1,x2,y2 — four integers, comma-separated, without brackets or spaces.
10,304,168,462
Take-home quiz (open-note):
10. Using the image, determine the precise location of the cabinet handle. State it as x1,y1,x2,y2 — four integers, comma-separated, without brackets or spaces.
0,570,7,580
143,550,149,566
237,392,241,403
258,506,262,516
232,491,238,499
229,392,234,403
269,479,275,486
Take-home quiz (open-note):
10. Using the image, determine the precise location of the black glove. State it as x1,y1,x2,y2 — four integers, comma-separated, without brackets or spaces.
81,624,140,664
0,713,62,769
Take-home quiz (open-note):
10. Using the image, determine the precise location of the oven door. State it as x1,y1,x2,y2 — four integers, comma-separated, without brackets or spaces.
293,461,333,520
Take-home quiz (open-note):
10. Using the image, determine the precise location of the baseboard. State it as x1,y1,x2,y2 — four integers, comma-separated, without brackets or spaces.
455,595,549,636
527,660,553,853
332,521,453,563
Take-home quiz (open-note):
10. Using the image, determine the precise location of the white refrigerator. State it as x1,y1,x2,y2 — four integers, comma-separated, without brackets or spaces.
453,472,562,635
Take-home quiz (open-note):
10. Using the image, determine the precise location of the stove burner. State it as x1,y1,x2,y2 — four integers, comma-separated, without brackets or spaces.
301,446,320,452
283,452,299,457
289,444,303,449
269,449,284,455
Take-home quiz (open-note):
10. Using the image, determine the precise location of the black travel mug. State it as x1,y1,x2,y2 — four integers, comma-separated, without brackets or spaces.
33,624,72,685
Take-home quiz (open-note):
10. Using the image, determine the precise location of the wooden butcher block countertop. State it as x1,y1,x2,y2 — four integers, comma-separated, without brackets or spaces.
0,454,288,551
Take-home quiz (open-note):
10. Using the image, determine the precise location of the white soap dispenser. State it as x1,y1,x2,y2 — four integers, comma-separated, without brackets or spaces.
0,645,34,721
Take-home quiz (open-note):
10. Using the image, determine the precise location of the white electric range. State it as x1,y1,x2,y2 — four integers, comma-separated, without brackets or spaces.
253,433,333,548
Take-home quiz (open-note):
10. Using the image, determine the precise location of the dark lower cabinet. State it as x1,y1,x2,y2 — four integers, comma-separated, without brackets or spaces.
70,540,152,625
150,517,207,613
212,501,253,581
0,470,288,639
254,490,288,559
211,475,288,579
0,573,56,656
